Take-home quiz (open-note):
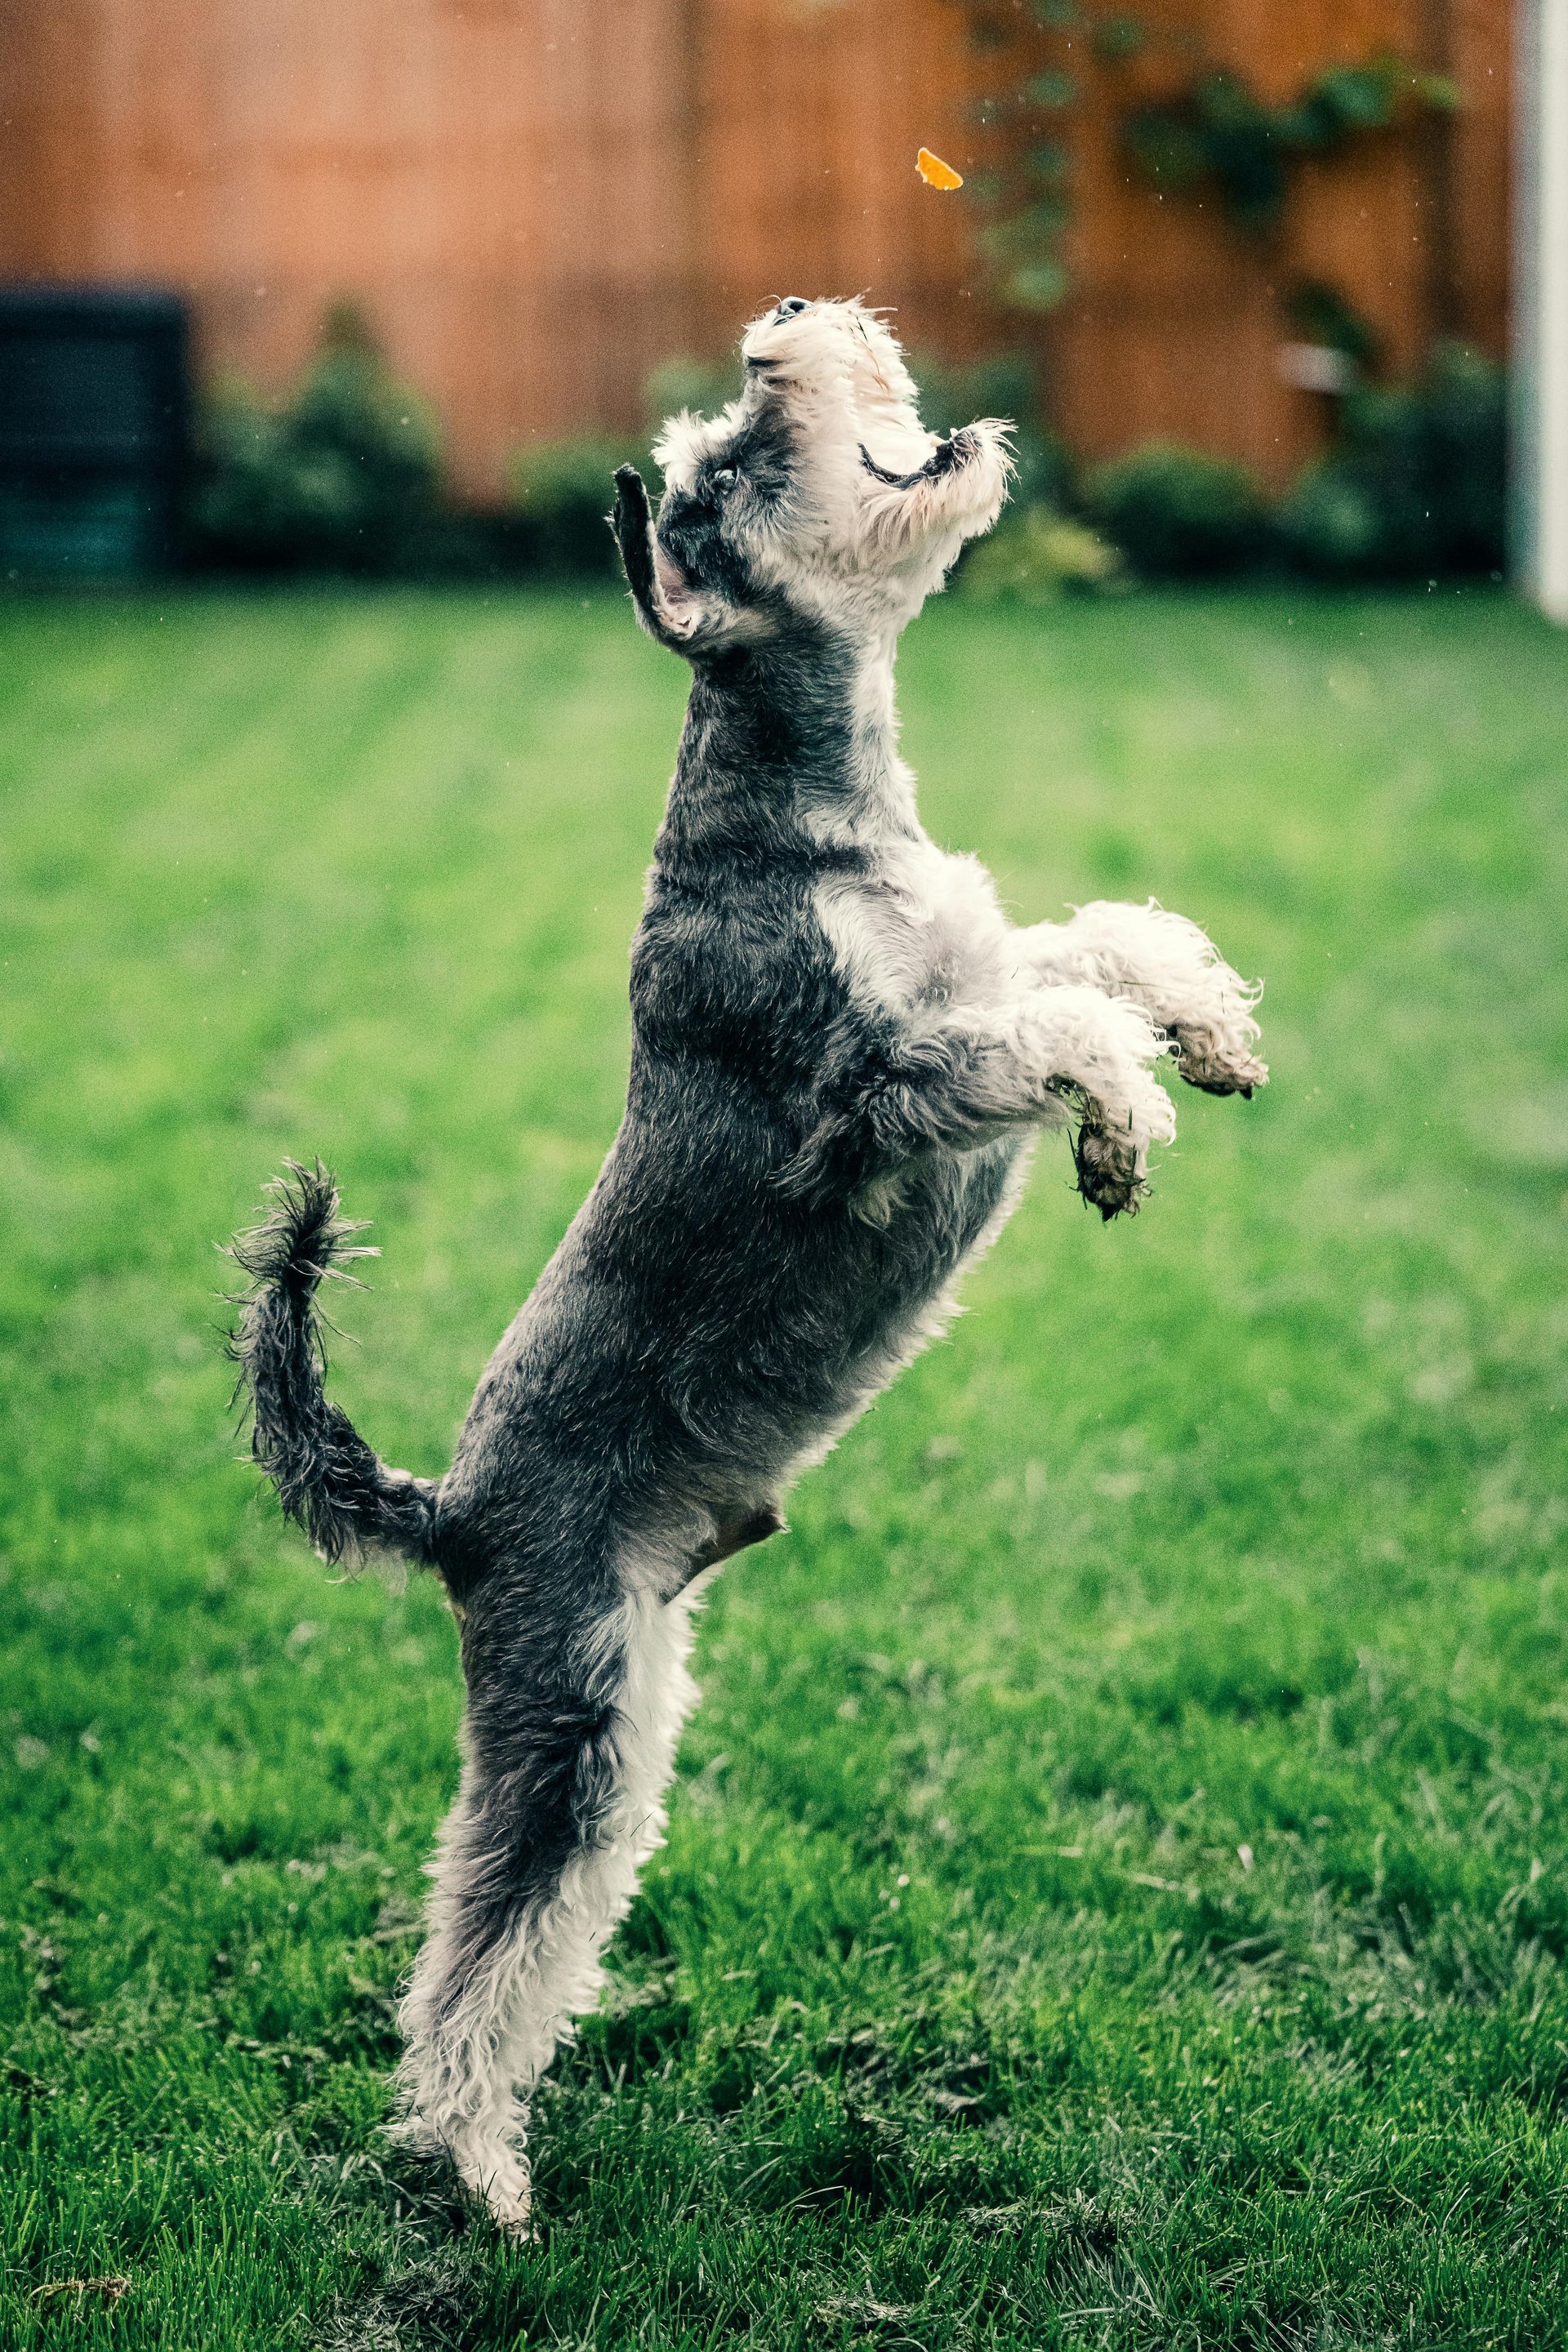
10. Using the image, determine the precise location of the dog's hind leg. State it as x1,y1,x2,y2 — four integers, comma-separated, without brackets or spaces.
390,1566,703,2234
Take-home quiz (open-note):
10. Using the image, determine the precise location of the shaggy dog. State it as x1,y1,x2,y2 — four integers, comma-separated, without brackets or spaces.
228,296,1265,2235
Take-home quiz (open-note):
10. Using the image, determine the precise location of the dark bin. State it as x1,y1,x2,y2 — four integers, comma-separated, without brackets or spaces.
0,287,189,579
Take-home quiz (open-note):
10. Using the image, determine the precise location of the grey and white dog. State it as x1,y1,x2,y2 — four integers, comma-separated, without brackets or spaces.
228,296,1265,2234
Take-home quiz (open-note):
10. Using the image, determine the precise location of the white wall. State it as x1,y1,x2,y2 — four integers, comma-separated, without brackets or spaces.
1516,0,1568,619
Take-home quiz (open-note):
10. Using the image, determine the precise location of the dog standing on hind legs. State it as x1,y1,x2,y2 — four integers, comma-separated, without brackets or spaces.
226,296,1266,2235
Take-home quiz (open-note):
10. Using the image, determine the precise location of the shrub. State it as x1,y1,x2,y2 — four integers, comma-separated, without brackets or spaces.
508,436,628,577
960,506,1123,601
190,304,445,573
1085,443,1268,578
1280,342,1506,579
1276,466,1383,577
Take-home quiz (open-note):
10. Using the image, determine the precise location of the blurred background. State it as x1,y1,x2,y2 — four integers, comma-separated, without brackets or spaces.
11,8,1568,2341
0,0,1530,595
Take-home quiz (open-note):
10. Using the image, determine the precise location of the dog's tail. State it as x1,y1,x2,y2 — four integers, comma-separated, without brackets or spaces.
225,1160,439,1569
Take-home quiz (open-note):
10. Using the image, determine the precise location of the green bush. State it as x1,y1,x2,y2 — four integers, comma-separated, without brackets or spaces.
189,317,1503,591
1085,443,1269,578
190,305,446,573
1277,467,1383,577
1280,342,1506,579
508,436,629,577
960,505,1123,601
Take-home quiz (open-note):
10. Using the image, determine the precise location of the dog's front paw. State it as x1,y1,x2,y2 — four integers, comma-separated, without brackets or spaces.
1074,1120,1149,1220
1070,1045,1177,1221
1170,1030,1269,1098
392,2095,537,2241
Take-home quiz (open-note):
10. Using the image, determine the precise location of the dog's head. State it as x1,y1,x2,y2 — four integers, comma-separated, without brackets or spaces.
612,297,1012,662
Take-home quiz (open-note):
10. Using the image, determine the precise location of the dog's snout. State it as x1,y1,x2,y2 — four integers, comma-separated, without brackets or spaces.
774,296,810,318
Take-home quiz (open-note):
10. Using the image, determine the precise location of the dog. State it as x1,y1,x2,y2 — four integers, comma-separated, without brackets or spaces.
227,296,1265,2235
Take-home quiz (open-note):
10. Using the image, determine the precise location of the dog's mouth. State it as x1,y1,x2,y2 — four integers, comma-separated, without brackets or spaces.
858,429,978,492
653,543,694,608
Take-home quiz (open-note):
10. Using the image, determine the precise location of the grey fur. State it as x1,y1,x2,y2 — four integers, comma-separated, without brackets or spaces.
225,298,1265,2231
226,1159,436,1566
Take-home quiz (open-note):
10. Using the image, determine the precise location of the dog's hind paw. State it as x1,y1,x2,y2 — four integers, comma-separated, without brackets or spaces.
399,2110,537,2242
473,2151,536,2241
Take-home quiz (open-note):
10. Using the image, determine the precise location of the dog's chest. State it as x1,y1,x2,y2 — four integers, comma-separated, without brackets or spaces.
814,835,1015,1026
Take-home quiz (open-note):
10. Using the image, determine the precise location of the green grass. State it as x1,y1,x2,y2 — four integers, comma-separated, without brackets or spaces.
2,584,1567,2349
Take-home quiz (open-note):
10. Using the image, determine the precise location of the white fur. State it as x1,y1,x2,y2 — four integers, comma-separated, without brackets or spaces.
809,693,1179,1192
654,300,1013,653
393,1566,706,2234
814,831,1022,1021
1014,899,1265,1091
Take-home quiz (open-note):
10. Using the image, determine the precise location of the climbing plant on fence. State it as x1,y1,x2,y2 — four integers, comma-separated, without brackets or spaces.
1123,52,1459,232
955,3,1459,314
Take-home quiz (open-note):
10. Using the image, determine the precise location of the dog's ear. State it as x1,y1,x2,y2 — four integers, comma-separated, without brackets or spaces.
612,466,705,653
611,466,763,659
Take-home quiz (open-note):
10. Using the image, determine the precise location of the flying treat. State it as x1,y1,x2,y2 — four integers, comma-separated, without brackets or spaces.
916,147,963,190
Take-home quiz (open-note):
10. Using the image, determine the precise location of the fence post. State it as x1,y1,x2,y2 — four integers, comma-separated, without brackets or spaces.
1515,0,1568,619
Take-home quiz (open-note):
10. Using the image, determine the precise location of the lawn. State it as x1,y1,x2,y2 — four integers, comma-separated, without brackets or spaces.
3,583,1567,2350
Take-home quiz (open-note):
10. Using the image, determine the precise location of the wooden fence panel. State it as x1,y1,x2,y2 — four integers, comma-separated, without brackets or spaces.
0,0,1511,499
1038,0,1476,483
693,0,985,359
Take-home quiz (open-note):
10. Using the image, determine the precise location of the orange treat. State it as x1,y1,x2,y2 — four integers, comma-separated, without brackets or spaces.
915,148,963,190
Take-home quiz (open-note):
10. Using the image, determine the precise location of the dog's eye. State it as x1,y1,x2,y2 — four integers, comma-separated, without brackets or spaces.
710,466,738,497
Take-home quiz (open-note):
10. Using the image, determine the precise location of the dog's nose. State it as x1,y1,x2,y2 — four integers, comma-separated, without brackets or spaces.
774,296,810,318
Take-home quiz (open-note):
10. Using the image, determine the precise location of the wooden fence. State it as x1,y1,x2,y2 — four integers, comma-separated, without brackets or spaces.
0,0,1510,498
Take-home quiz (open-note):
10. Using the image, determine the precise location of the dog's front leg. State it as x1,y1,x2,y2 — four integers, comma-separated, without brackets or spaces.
784,982,1175,1218
1009,982,1178,1216
1013,901,1267,1098
391,1571,702,2234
